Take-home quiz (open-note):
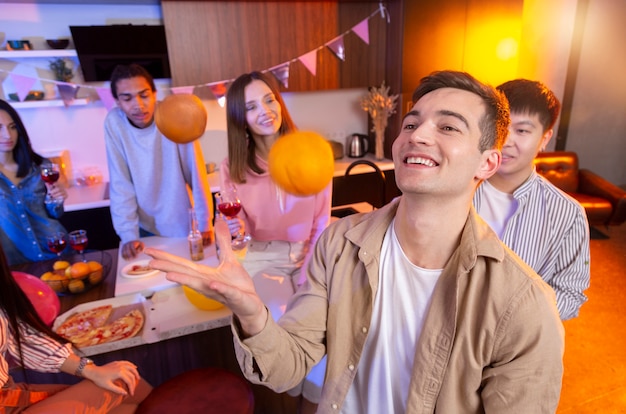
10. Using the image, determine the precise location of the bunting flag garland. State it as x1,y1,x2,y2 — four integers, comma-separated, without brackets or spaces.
326,36,346,61
9,73,37,102
170,85,195,95
207,82,229,107
352,19,370,45
0,4,388,107
57,83,80,106
298,49,318,76
96,87,116,111
269,62,291,88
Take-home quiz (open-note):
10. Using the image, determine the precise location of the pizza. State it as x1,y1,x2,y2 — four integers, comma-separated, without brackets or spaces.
56,306,144,348
127,264,152,275
55,305,113,339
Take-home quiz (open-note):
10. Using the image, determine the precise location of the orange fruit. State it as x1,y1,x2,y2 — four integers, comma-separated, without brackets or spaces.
44,273,69,293
268,131,334,196
69,262,91,280
154,94,207,143
68,279,85,293
53,260,70,271
86,261,104,285
86,261,102,272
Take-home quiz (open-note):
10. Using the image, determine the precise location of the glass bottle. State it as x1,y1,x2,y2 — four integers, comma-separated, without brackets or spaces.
188,208,204,261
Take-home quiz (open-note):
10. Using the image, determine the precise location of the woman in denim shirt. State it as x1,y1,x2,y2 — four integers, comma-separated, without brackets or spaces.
0,100,67,265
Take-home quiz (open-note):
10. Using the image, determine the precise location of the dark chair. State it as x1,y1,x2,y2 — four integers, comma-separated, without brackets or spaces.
331,159,387,218
533,151,626,229
136,367,254,414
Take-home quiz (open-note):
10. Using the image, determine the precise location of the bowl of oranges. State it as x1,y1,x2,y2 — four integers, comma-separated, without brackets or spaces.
37,251,113,295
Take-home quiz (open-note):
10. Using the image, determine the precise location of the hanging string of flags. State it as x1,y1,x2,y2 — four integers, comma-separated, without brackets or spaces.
1,3,388,110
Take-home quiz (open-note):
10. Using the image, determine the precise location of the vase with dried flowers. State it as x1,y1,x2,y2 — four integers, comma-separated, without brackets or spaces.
360,81,398,160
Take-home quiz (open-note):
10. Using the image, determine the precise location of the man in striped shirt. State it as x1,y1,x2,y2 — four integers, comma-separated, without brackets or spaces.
474,79,590,320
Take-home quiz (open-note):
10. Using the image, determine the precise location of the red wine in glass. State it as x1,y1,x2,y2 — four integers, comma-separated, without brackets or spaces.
41,163,62,203
41,169,60,183
69,230,88,261
217,201,242,218
46,232,67,257
216,187,250,250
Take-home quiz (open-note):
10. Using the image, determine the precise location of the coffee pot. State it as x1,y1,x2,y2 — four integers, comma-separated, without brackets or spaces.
346,134,369,158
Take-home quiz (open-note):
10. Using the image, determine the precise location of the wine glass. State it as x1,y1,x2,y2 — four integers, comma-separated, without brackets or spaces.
68,229,88,261
216,186,251,251
40,162,62,203
46,232,67,257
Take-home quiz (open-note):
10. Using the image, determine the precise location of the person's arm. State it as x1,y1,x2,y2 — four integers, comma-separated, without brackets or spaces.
481,281,565,413
60,354,141,395
547,210,590,320
104,115,141,246
180,141,214,245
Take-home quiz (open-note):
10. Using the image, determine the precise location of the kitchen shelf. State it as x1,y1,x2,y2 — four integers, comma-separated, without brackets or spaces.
0,49,77,58
9,98,90,109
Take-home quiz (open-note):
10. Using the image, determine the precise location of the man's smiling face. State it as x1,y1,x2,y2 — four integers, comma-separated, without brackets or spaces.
393,87,498,199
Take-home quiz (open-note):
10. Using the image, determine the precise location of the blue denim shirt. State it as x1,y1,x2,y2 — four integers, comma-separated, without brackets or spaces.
0,163,67,265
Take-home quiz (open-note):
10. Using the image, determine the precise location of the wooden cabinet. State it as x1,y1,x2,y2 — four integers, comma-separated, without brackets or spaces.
161,1,388,92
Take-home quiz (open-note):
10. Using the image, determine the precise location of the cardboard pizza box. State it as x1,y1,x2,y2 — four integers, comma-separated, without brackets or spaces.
52,293,159,356
52,288,233,356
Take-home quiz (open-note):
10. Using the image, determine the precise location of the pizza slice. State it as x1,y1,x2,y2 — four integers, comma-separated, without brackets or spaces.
127,265,152,275
99,309,145,345
55,305,113,339
69,309,145,348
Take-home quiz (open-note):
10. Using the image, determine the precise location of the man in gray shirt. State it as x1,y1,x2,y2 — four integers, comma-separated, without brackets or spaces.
104,64,214,259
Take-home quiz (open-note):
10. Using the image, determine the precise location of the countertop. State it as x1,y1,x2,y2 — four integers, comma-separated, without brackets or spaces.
63,154,393,212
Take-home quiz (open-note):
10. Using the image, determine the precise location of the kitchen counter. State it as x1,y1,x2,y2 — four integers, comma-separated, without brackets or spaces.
64,182,110,212
63,154,393,212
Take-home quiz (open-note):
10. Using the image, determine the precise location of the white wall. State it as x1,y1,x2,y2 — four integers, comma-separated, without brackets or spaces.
564,0,626,188
1,3,368,182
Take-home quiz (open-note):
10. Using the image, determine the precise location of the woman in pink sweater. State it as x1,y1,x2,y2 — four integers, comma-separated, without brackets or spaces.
220,71,330,413
220,71,331,289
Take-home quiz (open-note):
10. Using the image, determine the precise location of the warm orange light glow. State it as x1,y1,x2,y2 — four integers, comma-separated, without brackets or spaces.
463,15,523,86
496,37,519,60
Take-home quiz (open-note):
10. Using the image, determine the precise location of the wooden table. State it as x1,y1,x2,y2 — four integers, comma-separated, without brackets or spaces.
11,246,299,414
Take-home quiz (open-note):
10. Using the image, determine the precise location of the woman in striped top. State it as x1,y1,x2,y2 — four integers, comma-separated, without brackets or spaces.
0,244,152,412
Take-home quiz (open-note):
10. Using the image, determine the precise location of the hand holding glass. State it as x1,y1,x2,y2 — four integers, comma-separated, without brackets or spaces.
216,187,251,250
68,230,88,261
40,162,63,203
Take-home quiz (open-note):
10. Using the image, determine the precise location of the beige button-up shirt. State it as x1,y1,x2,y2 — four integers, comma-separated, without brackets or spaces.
234,198,564,413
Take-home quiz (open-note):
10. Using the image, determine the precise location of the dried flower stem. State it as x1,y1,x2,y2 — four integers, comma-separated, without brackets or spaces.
360,81,399,159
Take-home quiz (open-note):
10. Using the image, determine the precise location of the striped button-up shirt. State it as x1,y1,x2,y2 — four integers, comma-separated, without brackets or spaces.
474,171,590,320
1,311,71,388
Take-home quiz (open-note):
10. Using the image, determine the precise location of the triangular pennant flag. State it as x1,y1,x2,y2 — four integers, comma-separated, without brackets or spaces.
9,73,37,102
57,84,80,106
327,36,346,61
96,87,116,111
270,63,290,88
352,18,370,45
208,82,229,107
298,50,318,76
208,82,228,100
171,86,195,95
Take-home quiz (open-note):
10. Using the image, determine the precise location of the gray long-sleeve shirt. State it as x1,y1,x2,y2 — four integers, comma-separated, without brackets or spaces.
104,107,213,244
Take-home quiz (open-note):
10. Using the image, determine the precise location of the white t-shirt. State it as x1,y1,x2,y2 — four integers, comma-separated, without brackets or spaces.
342,219,442,413
478,180,518,238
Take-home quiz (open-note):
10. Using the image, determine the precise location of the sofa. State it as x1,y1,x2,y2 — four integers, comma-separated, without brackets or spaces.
533,151,626,228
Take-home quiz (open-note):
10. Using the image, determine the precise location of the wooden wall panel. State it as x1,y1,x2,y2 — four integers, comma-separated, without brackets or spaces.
162,1,387,91
162,1,340,90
